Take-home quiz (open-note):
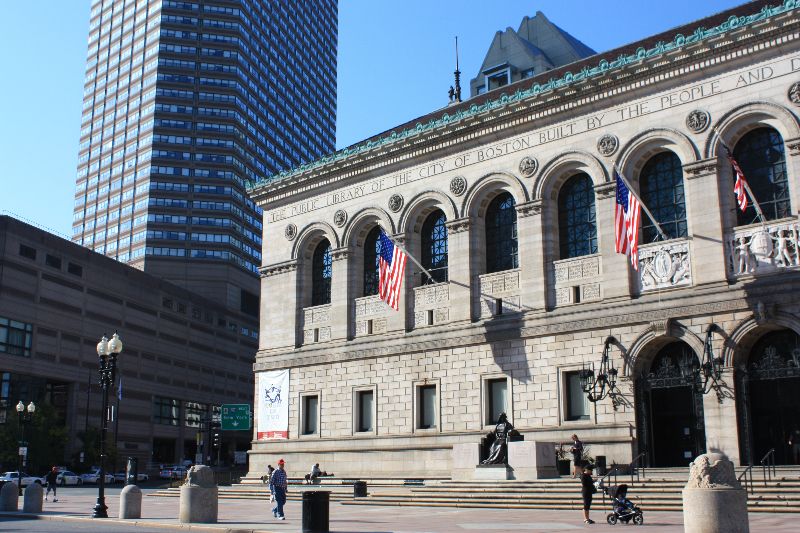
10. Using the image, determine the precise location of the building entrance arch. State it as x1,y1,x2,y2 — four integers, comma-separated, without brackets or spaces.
636,341,706,467
736,329,800,465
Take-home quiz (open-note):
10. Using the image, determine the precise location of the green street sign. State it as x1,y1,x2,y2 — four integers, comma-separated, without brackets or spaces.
221,404,251,431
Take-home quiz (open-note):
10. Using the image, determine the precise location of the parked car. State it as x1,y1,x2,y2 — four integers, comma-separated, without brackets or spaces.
158,466,187,480
137,472,150,482
79,470,113,484
0,472,44,486
57,471,82,486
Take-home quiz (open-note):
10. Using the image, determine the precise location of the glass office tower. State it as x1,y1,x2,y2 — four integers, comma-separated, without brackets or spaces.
72,0,337,311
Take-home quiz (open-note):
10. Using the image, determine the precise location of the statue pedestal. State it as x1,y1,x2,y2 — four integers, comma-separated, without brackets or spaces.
474,464,513,480
452,443,481,481
508,441,558,480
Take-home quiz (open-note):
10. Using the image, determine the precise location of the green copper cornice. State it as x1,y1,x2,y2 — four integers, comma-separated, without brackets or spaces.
249,0,798,193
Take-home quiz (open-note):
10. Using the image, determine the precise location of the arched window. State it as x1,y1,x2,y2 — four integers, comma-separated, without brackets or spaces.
485,192,518,273
640,152,687,242
558,173,597,259
363,227,381,296
421,210,448,284
311,239,332,306
733,127,789,225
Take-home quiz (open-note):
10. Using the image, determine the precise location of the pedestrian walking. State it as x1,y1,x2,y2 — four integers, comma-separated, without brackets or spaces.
581,464,596,524
45,466,58,502
570,434,584,478
271,459,288,520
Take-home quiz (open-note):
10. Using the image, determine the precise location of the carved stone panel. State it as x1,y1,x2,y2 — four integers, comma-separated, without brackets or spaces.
477,270,521,318
552,255,602,306
354,295,389,318
597,134,619,156
303,304,331,327
789,82,800,106
725,219,800,277
637,240,692,291
449,176,467,196
414,283,450,308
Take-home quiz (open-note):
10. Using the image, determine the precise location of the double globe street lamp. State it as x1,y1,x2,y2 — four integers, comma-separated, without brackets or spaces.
92,332,123,519
16,401,36,495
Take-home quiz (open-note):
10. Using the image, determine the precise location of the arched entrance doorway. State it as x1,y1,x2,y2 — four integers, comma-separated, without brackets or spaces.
736,329,800,465
636,341,707,467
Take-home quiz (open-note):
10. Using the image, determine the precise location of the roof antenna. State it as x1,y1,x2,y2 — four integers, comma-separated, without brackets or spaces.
449,36,462,105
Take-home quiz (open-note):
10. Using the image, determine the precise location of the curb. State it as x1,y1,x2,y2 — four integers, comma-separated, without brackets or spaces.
0,511,278,533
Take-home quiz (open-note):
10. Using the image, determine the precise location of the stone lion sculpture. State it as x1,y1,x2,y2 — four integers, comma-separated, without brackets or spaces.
184,465,216,488
686,452,740,489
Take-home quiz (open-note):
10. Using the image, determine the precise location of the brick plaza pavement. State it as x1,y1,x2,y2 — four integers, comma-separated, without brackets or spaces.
0,488,797,532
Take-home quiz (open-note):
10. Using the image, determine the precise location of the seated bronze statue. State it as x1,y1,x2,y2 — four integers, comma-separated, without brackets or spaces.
481,412,519,464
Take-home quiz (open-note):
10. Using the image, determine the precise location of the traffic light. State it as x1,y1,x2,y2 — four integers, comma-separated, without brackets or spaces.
211,421,222,450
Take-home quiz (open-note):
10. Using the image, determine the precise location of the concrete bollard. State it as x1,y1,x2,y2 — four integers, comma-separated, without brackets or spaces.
178,465,218,523
22,483,43,513
0,482,19,511
683,452,749,533
119,484,142,519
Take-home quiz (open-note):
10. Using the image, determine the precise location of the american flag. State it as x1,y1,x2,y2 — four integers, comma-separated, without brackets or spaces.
725,146,749,212
614,171,641,270
378,229,407,310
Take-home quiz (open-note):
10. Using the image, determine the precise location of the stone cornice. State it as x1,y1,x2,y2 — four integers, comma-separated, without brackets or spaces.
683,158,720,178
253,274,800,371
259,259,298,278
330,246,350,262
786,136,800,156
516,200,542,218
445,217,471,234
593,182,616,199
248,2,798,205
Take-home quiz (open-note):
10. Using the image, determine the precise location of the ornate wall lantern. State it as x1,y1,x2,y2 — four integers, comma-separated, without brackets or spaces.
580,336,618,402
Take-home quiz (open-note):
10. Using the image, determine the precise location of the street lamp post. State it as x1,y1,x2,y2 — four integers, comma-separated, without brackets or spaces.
16,401,35,495
92,332,123,519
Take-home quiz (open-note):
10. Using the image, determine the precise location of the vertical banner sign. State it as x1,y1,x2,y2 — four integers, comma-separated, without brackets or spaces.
257,369,290,439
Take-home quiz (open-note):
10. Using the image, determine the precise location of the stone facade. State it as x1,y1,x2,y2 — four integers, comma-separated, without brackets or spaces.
247,2,800,478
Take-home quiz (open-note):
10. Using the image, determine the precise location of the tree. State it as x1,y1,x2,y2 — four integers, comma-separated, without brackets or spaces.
0,403,68,474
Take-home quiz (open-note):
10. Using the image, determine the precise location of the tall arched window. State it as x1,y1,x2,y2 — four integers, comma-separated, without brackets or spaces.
421,210,448,284
733,127,789,225
640,152,687,242
311,239,332,306
558,173,597,259
363,227,381,296
485,192,518,273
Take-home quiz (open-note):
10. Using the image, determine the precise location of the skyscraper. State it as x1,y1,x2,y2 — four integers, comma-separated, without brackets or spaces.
72,0,337,311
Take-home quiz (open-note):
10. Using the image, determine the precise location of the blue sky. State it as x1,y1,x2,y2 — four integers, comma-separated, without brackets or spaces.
0,0,743,237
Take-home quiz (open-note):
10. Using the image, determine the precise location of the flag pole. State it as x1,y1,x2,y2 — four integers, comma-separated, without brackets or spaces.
380,227,436,283
711,127,767,227
613,165,669,241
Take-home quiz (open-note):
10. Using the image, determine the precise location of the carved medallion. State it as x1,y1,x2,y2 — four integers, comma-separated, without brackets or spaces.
284,223,297,241
686,110,710,133
597,134,619,157
788,82,800,105
449,176,467,196
388,194,404,212
518,156,538,178
333,209,347,227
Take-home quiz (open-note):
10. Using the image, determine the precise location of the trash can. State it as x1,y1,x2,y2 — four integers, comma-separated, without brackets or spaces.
126,457,139,486
353,480,367,497
301,491,329,533
595,455,607,476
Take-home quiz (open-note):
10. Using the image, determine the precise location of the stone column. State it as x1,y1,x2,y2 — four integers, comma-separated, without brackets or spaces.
119,484,142,519
594,182,632,299
684,159,727,286
445,217,472,323
259,260,299,348
682,453,749,533
329,246,351,340
785,138,800,215
516,200,545,310
22,483,43,513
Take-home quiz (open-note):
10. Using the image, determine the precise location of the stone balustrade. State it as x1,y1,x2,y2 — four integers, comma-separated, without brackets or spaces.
725,217,800,278
354,294,389,336
302,303,331,344
476,268,521,318
413,282,450,328
552,254,601,306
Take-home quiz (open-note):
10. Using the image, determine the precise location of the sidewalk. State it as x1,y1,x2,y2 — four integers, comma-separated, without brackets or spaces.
0,489,797,532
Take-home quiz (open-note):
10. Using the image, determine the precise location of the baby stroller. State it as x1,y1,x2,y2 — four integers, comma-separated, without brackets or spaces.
604,483,644,525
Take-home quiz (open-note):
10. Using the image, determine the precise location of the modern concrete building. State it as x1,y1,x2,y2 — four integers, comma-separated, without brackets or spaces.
71,0,338,311
0,215,257,468
247,0,800,479
469,11,595,97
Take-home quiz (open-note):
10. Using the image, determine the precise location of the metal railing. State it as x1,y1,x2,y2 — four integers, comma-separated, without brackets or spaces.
760,448,776,486
737,465,755,495
629,451,647,484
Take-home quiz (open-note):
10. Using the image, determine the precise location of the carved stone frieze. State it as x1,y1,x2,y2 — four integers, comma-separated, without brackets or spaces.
516,200,542,218
597,134,619,157
355,317,387,336
554,255,600,283
446,217,471,234
413,283,450,308
518,156,538,178
685,109,710,133
725,219,800,277
333,209,347,227
303,326,331,344
284,223,297,240
388,194,404,212
449,176,467,196
303,304,331,326
478,269,520,296
260,259,298,277
638,240,692,291
354,295,389,318
789,81,800,106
